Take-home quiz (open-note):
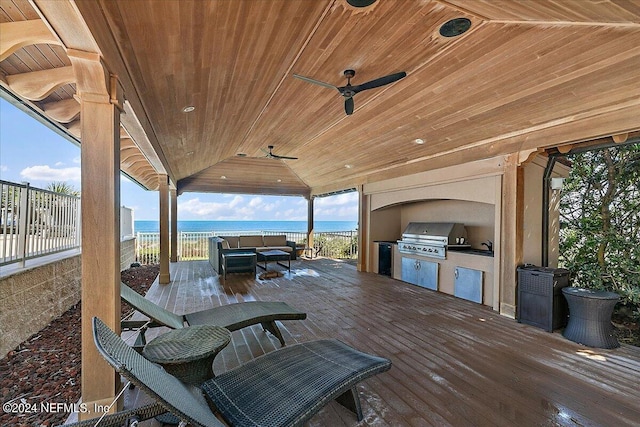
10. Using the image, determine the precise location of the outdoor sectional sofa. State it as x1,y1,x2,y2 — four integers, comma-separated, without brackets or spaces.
208,235,298,276
219,234,297,257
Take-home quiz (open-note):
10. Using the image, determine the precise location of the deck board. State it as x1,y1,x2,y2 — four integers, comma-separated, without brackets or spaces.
125,259,640,426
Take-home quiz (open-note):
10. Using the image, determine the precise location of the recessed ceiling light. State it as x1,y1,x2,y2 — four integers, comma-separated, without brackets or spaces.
344,164,353,169
182,106,195,113
414,138,425,144
277,179,282,183
220,175,227,179
186,151,194,155
439,18,472,38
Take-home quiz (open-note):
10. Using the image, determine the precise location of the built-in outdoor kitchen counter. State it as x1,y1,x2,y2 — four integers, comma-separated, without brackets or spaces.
391,222,494,307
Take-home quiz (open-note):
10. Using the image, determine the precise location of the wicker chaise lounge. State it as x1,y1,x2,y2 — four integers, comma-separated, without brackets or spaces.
120,282,306,347
68,317,392,427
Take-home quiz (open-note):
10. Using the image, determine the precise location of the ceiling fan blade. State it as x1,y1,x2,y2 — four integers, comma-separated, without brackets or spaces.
273,154,298,160
293,74,339,91
345,97,354,115
352,71,407,94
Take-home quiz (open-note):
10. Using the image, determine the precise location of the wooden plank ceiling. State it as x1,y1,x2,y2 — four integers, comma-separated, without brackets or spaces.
1,0,639,197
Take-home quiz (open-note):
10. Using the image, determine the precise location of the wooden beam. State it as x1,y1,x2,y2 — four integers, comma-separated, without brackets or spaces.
517,149,541,166
0,20,61,61
78,80,122,419
170,189,178,263
499,154,521,318
5,66,75,101
357,186,368,272
42,98,80,123
612,133,629,143
556,144,574,154
307,197,315,256
159,175,170,284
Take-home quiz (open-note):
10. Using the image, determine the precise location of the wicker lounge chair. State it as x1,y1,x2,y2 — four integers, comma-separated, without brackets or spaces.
68,317,392,427
120,282,305,347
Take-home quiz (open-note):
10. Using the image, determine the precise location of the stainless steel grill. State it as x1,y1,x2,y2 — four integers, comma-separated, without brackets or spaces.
397,222,467,259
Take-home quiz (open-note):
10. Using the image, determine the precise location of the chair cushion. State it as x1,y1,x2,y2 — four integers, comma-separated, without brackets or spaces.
220,240,230,250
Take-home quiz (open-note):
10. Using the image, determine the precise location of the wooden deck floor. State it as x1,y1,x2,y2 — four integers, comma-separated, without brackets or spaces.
125,258,640,427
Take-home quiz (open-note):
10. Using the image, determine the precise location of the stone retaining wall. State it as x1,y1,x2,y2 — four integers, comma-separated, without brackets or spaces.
121,237,136,271
0,238,137,357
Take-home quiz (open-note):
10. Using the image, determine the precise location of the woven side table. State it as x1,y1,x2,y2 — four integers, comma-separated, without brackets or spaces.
142,325,231,385
562,287,620,349
142,325,231,425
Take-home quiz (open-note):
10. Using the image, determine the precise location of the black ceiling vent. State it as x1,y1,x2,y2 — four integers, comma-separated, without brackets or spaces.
439,18,472,37
347,0,377,7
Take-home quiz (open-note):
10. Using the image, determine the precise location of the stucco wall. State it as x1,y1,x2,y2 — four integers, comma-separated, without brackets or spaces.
400,200,495,250
362,154,570,316
1,238,137,357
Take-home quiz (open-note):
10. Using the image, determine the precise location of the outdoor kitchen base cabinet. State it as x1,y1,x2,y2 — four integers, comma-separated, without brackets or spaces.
401,257,438,290
454,267,483,303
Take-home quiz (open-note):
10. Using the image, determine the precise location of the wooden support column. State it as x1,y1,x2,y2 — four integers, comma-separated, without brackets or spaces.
357,186,368,272
69,49,123,419
499,153,524,318
307,196,314,255
170,188,178,263
159,175,170,283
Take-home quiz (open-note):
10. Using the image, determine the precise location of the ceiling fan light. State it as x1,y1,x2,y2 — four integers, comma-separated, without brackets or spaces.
346,0,377,7
439,18,472,38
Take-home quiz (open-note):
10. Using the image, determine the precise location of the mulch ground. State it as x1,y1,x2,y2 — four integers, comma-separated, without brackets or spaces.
0,264,159,427
1,263,637,426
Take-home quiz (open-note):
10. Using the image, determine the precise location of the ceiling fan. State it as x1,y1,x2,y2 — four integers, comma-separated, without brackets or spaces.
293,69,407,115
262,145,298,160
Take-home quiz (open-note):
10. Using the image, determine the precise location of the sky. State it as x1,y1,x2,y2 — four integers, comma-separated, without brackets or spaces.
0,98,358,221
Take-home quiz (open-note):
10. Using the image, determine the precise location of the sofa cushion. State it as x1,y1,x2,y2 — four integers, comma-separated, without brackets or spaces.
239,235,264,248
220,236,239,248
263,235,287,246
220,240,231,250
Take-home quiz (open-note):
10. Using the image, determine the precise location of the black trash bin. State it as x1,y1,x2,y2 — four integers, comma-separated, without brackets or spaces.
517,265,570,332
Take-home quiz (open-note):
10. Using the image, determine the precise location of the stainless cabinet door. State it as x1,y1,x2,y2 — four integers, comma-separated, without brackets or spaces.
454,266,483,303
401,257,418,285
417,260,438,290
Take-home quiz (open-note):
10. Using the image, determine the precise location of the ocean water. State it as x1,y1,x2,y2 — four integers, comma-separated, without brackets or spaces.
134,220,357,233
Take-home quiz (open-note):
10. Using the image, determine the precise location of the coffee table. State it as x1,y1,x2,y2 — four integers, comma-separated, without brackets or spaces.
257,249,291,273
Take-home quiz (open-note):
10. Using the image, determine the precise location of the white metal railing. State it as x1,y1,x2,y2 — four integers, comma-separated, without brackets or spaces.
134,230,358,264
1,180,81,267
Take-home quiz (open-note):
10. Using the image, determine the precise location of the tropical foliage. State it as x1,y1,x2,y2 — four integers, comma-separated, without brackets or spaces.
46,181,80,197
559,144,640,319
